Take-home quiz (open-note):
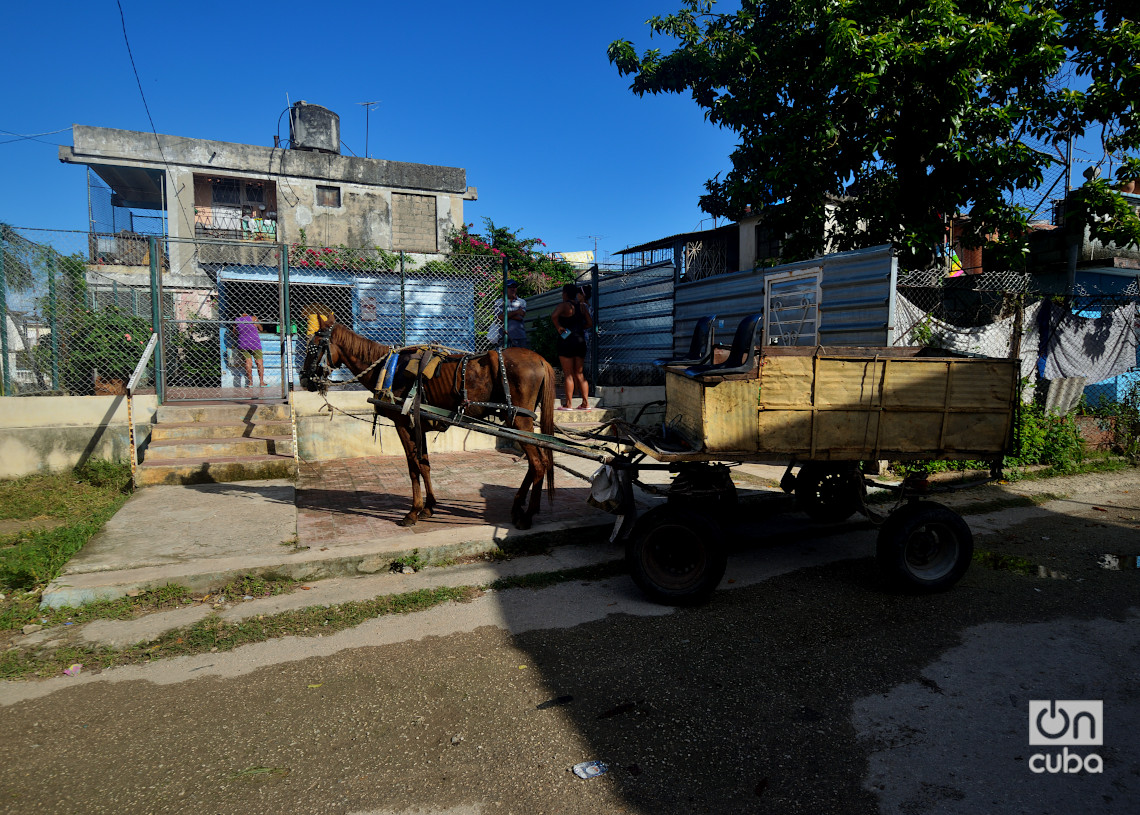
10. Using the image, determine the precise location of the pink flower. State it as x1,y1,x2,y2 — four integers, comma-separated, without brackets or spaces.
298,260,309,267
124,333,131,341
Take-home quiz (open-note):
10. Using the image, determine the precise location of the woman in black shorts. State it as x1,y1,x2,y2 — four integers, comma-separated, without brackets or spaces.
551,283,593,410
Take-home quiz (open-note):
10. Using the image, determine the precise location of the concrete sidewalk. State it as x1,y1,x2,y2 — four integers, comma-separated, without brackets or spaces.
43,449,733,608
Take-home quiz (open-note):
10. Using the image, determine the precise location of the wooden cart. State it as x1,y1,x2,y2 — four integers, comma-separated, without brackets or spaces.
376,345,1020,606
615,346,1020,605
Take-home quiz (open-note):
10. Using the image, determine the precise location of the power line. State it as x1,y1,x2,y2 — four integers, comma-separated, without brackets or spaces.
0,127,73,146
115,0,191,235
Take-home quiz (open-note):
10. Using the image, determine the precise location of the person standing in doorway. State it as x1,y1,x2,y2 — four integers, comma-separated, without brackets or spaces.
496,279,528,348
236,312,267,387
551,284,592,410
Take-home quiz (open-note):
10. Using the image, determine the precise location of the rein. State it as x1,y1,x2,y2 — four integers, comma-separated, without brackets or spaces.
305,327,536,426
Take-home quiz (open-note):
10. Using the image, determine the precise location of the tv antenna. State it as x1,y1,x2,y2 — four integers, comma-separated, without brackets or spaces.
357,100,381,158
579,234,606,264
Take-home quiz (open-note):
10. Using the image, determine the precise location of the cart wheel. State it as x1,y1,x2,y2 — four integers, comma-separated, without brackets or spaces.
795,463,863,523
625,506,727,606
876,501,973,592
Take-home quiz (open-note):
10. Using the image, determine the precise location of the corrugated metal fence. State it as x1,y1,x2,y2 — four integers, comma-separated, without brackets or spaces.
675,244,898,352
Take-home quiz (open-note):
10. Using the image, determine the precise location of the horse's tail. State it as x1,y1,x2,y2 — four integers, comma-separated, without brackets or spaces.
541,358,556,505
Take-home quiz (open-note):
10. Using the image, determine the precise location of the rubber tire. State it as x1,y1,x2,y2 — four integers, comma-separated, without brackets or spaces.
625,506,727,606
795,463,863,523
876,501,973,592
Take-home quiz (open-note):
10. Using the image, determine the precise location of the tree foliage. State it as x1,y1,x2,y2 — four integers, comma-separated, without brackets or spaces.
609,0,1140,267
448,218,579,296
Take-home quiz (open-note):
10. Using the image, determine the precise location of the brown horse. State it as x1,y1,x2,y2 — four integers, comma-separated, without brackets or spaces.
299,317,557,529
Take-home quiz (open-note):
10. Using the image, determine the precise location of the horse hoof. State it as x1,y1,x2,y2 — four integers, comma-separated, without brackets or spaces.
420,505,434,519
514,516,533,530
398,515,419,527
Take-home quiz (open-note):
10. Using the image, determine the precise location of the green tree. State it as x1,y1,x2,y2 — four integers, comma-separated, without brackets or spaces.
609,0,1140,267
448,218,578,296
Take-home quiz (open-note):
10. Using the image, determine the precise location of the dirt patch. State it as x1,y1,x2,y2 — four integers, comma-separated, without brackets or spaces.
0,517,66,537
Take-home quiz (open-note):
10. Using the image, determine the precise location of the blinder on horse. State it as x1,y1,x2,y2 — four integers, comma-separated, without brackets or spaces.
300,327,334,391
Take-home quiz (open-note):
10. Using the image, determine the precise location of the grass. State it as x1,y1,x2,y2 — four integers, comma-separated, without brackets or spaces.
390,548,427,572
973,550,1039,576
0,461,132,593
0,584,483,680
1001,454,1133,482
0,561,633,681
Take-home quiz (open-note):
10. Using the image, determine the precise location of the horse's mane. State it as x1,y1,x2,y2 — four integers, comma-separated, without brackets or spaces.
331,322,389,361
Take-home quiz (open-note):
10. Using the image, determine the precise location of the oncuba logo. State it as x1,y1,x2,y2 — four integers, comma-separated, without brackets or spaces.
1028,700,1103,774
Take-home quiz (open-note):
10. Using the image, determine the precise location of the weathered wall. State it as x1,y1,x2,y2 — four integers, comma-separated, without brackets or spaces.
291,391,498,461
0,395,158,478
61,125,473,259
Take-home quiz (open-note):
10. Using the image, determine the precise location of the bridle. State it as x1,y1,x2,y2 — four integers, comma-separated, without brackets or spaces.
301,327,334,392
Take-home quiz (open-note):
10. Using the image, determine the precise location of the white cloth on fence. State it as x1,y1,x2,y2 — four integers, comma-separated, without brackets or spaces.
894,293,1041,384
1043,302,1138,383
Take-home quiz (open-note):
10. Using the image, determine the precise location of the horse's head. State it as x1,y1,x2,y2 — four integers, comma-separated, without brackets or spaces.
299,316,339,392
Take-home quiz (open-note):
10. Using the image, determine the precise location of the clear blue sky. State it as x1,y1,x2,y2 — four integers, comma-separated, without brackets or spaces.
0,1,739,265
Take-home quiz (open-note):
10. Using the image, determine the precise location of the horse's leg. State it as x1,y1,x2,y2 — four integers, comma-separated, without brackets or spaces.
394,419,424,527
512,417,546,529
418,443,437,519
520,444,548,529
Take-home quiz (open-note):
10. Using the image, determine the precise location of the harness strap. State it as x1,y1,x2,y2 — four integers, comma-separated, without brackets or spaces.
498,348,518,426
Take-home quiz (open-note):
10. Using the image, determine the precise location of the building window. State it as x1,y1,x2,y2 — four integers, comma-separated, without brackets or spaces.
316,185,341,208
194,176,278,241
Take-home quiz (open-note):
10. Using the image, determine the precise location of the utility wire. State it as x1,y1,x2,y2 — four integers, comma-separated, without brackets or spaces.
0,126,73,146
115,0,192,235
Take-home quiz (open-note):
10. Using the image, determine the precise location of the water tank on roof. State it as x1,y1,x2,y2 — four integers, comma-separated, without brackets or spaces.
289,101,340,154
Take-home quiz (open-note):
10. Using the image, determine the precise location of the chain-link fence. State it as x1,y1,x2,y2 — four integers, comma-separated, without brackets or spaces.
0,226,510,399
0,226,158,396
895,269,1140,408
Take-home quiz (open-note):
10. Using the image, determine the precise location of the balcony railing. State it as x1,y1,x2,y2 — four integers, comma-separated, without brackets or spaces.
194,207,278,242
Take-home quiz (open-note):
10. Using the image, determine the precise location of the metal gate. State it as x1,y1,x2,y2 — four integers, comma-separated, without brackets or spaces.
158,237,288,403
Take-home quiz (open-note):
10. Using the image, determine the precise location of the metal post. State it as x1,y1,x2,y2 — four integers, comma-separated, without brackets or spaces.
502,257,510,346
0,244,8,396
399,251,407,345
1065,133,1073,195
149,236,164,403
589,263,600,387
48,253,60,390
279,242,290,398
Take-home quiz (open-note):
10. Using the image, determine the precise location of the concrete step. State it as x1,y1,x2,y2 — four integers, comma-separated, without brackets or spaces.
134,454,295,486
553,393,603,409
151,420,294,441
145,436,294,460
545,406,623,424
155,402,291,424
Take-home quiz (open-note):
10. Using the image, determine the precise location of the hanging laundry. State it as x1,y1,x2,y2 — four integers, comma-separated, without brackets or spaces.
895,294,1041,385
1043,302,1138,383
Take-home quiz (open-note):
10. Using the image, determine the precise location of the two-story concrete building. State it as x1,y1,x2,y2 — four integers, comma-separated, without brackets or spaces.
59,102,477,289
58,103,480,394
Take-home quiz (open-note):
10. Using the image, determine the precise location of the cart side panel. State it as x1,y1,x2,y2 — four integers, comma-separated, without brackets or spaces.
813,410,883,457
756,408,814,453
814,359,885,407
881,360,953,408
666,374,758,452
757,356,814,407
940,413,1013,453
666,373,704,444
668,350,1017,461
945,361,1019,409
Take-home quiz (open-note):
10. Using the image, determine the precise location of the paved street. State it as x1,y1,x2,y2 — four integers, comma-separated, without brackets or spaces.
2,468,1138,814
